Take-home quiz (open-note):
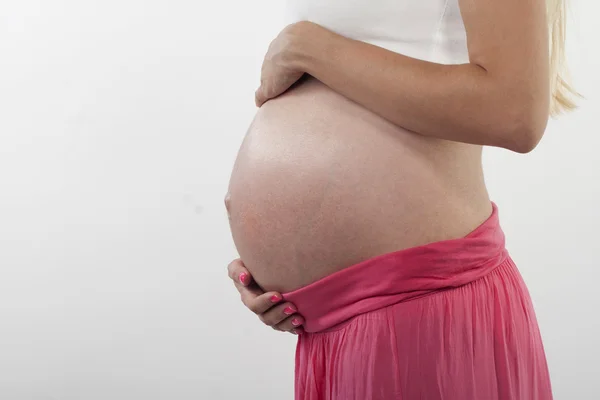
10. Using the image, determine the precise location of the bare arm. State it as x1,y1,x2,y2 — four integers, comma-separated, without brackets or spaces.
286,0,550,153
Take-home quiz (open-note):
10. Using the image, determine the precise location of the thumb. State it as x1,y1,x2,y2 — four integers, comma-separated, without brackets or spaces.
255,87,265,107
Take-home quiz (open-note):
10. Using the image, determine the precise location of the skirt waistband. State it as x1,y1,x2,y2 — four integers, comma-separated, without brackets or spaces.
281,202,508,332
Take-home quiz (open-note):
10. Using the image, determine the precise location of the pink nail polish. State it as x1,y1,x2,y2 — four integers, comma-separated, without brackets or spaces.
239,272,248,285
283,307,295,315
270,295,281,303
292,318,301,326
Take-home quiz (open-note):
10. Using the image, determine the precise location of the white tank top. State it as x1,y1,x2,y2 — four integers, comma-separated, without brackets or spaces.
283,0,469,65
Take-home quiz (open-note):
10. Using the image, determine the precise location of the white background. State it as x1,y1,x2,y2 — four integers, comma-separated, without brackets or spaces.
0,1,598,399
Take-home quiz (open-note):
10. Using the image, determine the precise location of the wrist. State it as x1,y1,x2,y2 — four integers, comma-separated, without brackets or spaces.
285,21,338,75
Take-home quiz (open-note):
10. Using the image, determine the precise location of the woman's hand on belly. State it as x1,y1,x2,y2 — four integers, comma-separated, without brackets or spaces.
228,259,304,334
254,23,306,107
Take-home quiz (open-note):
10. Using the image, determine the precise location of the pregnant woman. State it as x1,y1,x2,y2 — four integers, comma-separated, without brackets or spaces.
226,0,576,398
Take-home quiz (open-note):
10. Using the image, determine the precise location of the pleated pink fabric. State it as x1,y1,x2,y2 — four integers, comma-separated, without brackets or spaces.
282,203,553,400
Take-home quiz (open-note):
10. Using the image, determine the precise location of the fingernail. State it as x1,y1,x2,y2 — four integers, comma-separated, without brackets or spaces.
283,306,296,315
270,295,281,303
291,318,301,326
239,272,248,285
291,329,298,335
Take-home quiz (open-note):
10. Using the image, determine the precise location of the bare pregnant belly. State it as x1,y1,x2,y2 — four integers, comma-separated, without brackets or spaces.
227,76,492,293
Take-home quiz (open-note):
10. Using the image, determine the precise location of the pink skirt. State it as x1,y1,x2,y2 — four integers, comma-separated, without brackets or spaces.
282,203,553,400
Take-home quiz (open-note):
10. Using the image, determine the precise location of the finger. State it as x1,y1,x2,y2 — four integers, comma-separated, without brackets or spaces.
290,326,305,335
255,88,265,107
258,301,299,327
241,289,285,315
274,314,305,333
235,280,264,299
227,258,252,287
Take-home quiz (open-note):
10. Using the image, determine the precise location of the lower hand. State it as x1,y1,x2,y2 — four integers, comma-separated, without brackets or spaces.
228,258,304,334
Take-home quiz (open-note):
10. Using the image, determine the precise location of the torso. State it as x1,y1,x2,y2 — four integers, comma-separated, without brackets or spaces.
226,0,493,293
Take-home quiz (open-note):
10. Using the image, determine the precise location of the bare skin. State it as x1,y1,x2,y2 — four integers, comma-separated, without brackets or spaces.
228,76,492,294
227,0,550,333
227,258,304,335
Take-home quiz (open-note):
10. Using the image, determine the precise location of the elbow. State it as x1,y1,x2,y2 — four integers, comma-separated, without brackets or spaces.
504,123,545,154
498,100,549,154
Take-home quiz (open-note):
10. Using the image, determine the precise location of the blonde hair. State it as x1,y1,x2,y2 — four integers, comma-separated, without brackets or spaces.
547,0,580,116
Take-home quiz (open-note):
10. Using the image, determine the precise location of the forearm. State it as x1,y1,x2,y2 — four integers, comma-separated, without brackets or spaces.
290,23,548,153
